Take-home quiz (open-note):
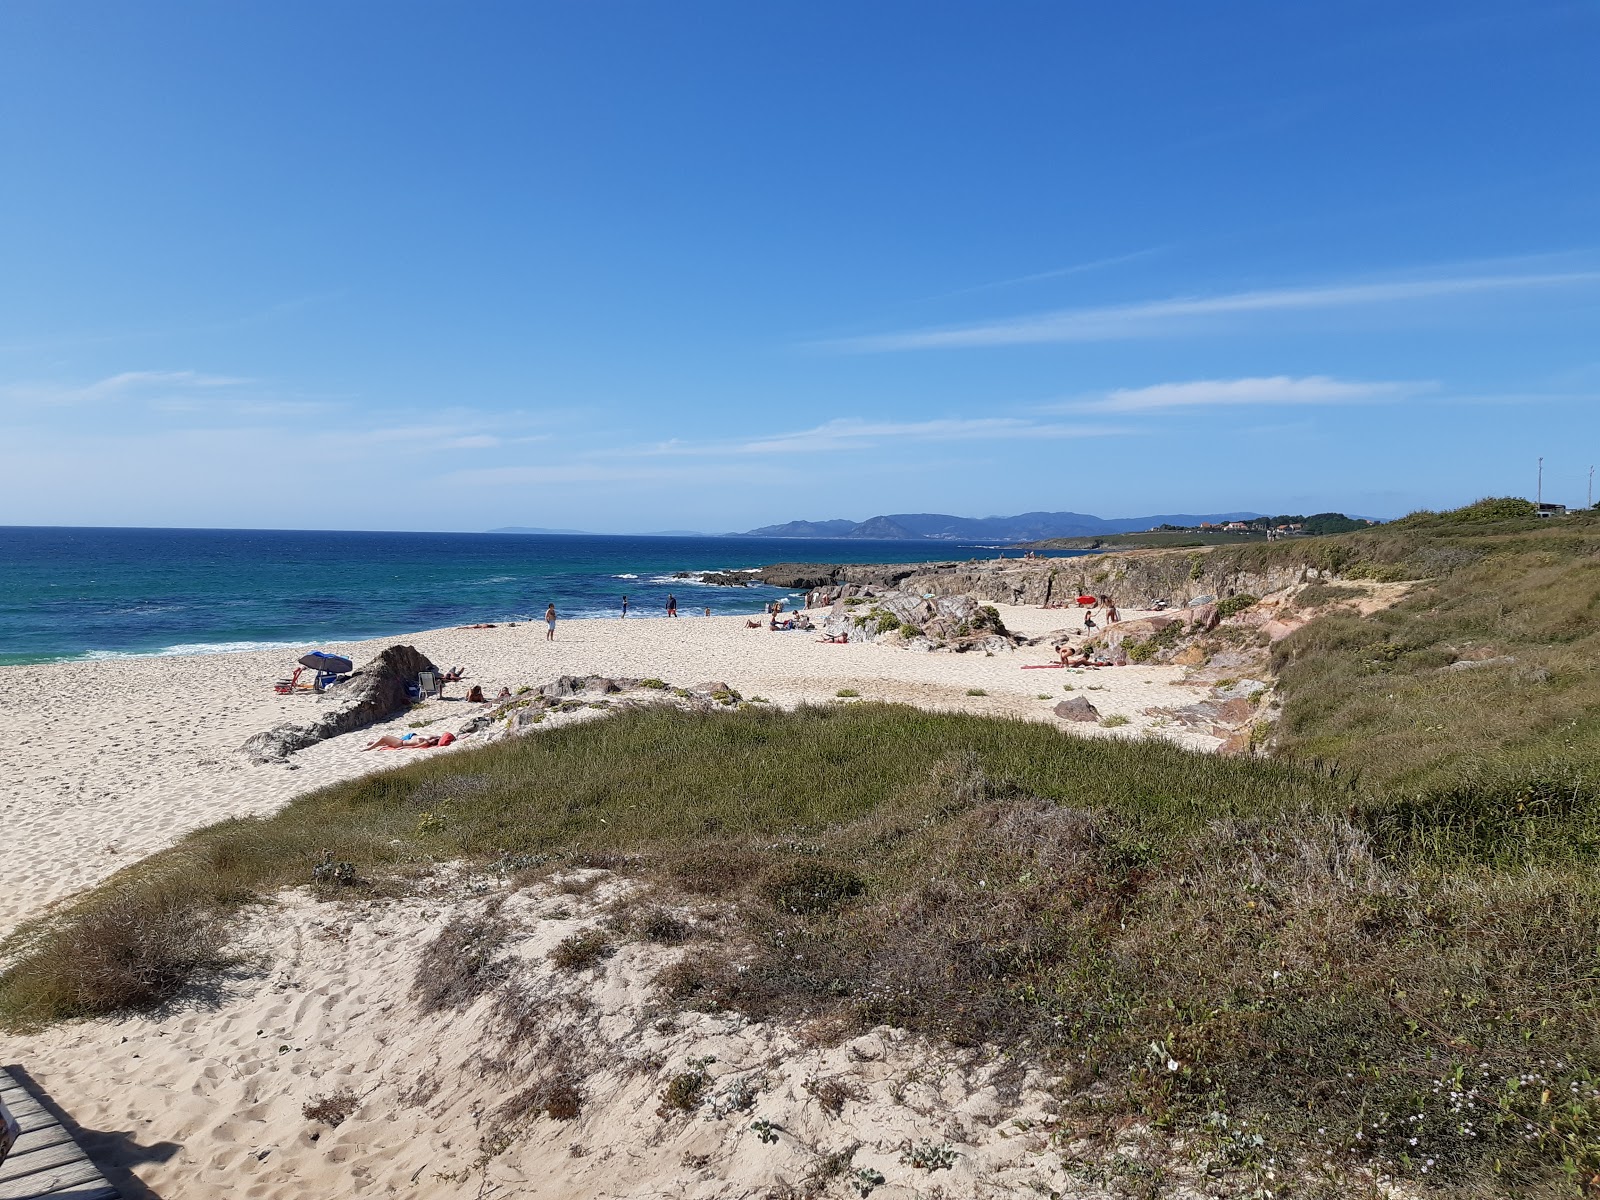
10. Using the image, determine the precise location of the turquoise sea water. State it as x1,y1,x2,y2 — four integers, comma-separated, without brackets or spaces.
0,527,1086,666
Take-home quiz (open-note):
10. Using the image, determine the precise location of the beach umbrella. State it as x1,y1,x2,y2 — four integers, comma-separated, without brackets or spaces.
298,651,353,674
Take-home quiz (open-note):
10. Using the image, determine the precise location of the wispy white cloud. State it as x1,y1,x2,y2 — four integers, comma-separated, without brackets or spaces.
614,417,1128,459
2,369,253,406
1059,375,1427,414
924,247,1167,302
439,462,786,487
827,269,1600,352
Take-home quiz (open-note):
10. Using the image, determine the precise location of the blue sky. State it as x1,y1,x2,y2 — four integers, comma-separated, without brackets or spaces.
2,1,1597,533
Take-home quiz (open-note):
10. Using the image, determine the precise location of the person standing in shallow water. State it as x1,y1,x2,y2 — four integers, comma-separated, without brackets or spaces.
621,594,629,617
666,594,678,617
545,603,557,640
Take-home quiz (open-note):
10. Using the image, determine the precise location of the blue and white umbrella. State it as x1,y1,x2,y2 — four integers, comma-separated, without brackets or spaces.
298,651,354,674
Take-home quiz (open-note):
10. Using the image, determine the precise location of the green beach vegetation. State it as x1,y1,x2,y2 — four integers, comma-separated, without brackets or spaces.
5,499,1600,1194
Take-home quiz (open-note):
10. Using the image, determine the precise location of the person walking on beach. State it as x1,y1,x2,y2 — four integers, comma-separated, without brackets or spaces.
621,594,629,617
545,603,557,640
666,594,678,617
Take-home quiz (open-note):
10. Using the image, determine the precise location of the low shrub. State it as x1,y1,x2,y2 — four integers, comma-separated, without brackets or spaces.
659,1059,713,1114
760,862,865,915
302,1088,360,1127
1,884,225,1020
637,907,693,944
412,911,508,1013
549,930,614,971
1214,593,1259,618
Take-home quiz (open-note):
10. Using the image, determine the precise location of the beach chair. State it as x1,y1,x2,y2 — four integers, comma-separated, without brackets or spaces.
274,667,305,695
417,670,441,699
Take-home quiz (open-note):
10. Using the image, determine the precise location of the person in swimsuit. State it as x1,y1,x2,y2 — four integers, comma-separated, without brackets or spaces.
666,594,678,617
545,603,557,640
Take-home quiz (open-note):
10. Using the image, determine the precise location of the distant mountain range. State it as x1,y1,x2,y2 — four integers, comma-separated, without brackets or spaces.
736,511,1266,543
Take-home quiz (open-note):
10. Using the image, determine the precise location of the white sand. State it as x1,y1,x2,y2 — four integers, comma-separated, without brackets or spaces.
3,873,1130,1199
0,603,1209,939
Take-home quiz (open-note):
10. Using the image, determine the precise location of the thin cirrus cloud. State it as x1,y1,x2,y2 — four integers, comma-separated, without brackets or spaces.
2,369,252,407
617,417,1128,458
826,269,1600,352
1055,375,1429,414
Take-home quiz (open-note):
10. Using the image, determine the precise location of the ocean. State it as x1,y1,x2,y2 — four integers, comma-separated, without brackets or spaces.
0,526,1086,666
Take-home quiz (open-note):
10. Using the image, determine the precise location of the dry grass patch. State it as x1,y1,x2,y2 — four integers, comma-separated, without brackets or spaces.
549,930,613,971
302,1088,360,1127
411,909,509,1013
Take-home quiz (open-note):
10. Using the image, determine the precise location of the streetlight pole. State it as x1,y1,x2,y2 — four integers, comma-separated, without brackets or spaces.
1537,457,1543,507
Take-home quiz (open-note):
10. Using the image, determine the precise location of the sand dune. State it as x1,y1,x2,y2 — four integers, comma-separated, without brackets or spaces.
6,873,1094,1199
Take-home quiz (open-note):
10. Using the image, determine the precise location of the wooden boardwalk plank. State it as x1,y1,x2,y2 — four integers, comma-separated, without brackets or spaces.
0,1068,119,1200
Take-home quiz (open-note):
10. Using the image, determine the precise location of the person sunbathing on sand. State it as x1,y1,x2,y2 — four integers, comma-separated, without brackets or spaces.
364,732,457,750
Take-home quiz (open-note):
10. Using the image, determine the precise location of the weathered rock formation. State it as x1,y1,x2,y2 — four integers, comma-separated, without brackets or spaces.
458,676,747,737
778,547,1340,611
759,562,952,591
814,591,1023,653
242,644,438,763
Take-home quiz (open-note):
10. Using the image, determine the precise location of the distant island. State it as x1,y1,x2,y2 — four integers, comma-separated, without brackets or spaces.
489,527,712,537
488,525,595,536
734,510,1269,543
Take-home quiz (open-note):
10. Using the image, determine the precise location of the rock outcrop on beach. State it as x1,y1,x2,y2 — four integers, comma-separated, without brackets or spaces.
772,547,1326,611
456,676,747,739
813,589,1024,653
756,562,951,590
241,644,438,763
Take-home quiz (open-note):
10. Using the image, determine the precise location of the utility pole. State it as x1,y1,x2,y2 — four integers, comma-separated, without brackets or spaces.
1589,465,1594,510
1537,457,1543,506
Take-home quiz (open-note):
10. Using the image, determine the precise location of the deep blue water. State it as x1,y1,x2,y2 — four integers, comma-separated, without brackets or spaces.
0,527,1087,665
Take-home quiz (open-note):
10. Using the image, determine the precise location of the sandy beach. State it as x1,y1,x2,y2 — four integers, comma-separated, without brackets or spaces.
0,602,1211,941
0,601,1224,1198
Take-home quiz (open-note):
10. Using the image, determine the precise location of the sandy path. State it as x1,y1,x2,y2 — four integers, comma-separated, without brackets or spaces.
0,604,1206,938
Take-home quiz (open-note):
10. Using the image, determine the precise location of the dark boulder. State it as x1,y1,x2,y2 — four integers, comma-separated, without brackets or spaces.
242,644,437,763
1054,696,1101,722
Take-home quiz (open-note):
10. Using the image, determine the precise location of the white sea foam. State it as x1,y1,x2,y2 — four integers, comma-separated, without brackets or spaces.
73,639,311,662
613,573,639,579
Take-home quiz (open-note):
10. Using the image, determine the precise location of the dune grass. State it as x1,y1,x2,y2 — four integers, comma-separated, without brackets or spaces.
7,502,1600,1193
5,698,1600,1191
1270,507,1600,804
